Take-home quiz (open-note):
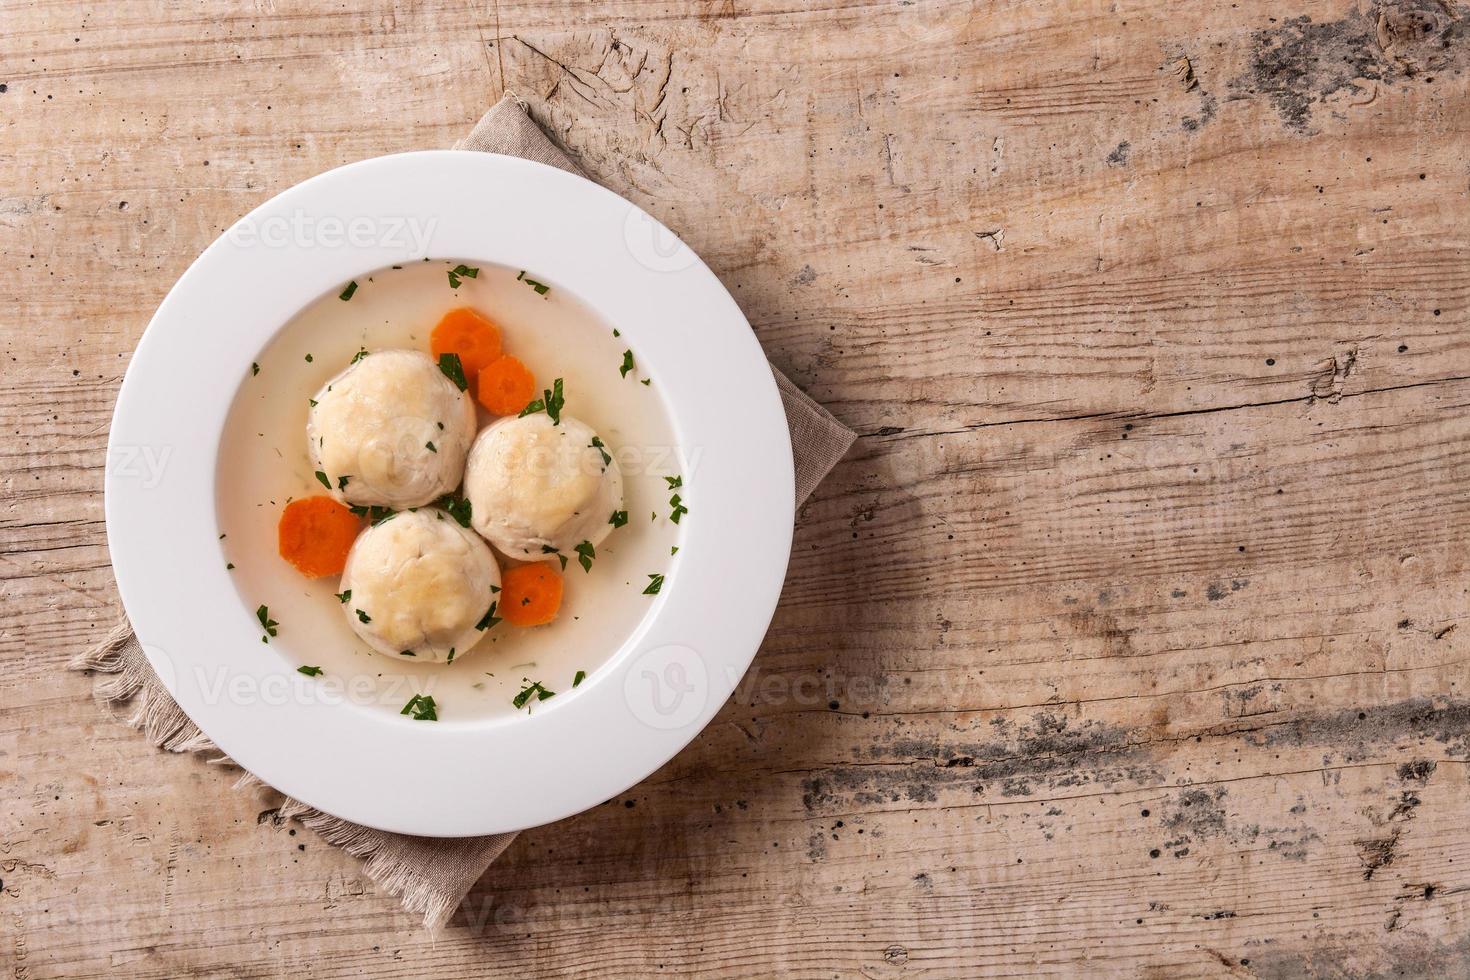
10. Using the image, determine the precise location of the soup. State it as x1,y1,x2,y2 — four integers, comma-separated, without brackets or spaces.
216,260,686,722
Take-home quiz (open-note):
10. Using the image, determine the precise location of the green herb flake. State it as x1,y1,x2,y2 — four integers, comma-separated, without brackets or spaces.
435,493,473,528
659,475,688,523
314,470,331,490
575,540,596,572
334,589,351,604
619,350,635,379
350,347,370,364
558,553,569,571
641,378,651,386
476,601,502,631
518,398,545,417
447,264,479,289
356,609,371,624
297,665,323,677
339,280,358,301
251,362,260,377
400,650,416,657
401,693,438,721
609,510,629,528
515,270,550,295
304,353,313,363
337,475,349,490
539,378,565,425
308,398,318,407
590,436,611,466
643,573,665,595
226,562,235,570
612,328,621,337
512,680,556,710
425,441,437,453
256,604,279,638
438,352,468,391
447,648,456,663
573,670,587,688
671,546,679,556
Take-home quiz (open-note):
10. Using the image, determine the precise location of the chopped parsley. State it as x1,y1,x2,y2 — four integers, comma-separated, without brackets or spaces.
337,475,349,490
518,397,545,417
314,470,331,490
619,350,635,378
446,648,457,663
350,347,370,364
339,280,358,301
671,546,679,556
512,680,556,709
447,264,479,289
641,378,651,386
348,504,395,523
574,540,596,572
297,665,323,677
256,604,279,638
590,436,611,466
609,510,629,528
401,694,438,721
434,493,473,528
612,328,621,337
476,601,502,631
438,352,468,391
573,670,587,688
334,589,351,604
664,475,688,523
304,353,314,363
251,362,260,376
643,573,665,595
308,398,318,407
356,609,371,624
226,562,235,570
542,378,565,425
425,441,437,453
400,650,416,657
516,269,550,295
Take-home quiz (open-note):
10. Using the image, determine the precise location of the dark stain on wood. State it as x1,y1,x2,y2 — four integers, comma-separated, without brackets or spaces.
1232,1,1469,132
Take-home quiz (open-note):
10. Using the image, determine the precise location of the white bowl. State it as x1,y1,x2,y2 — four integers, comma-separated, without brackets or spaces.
106,151,794,836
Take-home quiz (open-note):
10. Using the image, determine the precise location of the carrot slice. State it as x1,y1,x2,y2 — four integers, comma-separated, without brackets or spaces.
476,354,537,416
278,496,362,578
499,562,563,627
431,307,503,381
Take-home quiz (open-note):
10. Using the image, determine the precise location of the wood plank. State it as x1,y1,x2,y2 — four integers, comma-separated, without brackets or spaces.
4,0,1470,975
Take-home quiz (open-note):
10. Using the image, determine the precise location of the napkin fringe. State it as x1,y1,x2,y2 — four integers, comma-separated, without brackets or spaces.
71,616,225,756
70,617,465,930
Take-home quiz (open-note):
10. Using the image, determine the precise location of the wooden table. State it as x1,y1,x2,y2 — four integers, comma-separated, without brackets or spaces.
4,0,1469,975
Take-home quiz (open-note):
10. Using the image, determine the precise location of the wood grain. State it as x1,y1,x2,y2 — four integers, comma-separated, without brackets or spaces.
3,0,1470,976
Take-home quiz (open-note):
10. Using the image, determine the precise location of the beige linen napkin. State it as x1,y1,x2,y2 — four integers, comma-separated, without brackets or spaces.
73,94,856,930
